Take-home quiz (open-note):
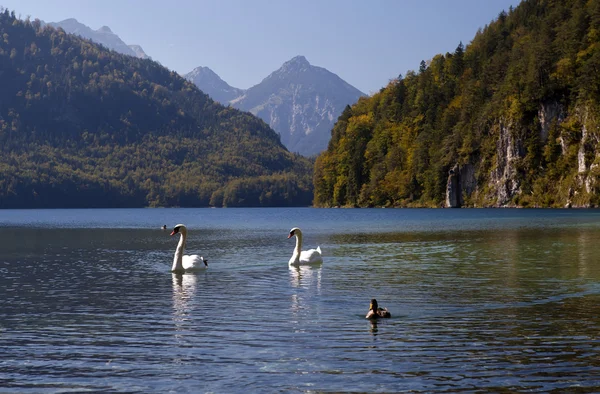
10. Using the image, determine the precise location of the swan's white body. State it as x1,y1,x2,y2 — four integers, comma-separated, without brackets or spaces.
288,227,323,266
171,224,208,273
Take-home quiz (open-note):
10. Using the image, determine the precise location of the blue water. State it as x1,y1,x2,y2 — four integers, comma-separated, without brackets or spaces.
1,208,600,392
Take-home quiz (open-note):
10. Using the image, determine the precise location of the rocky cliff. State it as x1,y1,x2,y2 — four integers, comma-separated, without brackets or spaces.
445,102,600,208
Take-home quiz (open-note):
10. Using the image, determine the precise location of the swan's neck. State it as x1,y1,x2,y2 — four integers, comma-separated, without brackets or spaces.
294,232,303,255
290,233,303,264
172,232,187,272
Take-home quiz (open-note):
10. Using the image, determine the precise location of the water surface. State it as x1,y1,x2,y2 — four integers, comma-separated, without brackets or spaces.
1,208,600,392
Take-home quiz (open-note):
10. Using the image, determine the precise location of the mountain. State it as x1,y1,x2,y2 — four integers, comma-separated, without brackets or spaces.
184,66,244,104
128,44,150,59
0,10,313,208
48,18,149,59
231,56,365,156
314,0,600,208
185,56,365,156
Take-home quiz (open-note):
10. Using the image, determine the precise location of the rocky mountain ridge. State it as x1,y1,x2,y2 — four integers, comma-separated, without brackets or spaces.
46,18,366,157
184,56,365,156
48,18,149,59
185,66,243,104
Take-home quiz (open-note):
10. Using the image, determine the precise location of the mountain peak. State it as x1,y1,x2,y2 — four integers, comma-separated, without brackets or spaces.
231,56,365,156
98,25,113,34
186,66,223,82
279,55,311,73
192,66,218,76
54,18,85,30
183,66,244,104
288,55,309,65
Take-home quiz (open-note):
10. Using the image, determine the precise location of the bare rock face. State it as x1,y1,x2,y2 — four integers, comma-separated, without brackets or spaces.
538,101,564,143
445,165,461,208
445,163,476,208
460,163,477,197
446,119,528,207
455,102,598,208
575,110,600,199
445,101,599,208
489,119,523,206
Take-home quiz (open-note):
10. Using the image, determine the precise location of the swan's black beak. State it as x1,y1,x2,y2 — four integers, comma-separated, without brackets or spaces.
203,259,208,267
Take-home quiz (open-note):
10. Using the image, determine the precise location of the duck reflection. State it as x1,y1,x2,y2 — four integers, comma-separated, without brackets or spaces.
369,319,379,337
171,273,197,336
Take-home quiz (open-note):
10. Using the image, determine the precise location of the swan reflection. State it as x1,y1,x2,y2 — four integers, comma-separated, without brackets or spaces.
289,265,322,317
289,265,322,290
171,273,197,336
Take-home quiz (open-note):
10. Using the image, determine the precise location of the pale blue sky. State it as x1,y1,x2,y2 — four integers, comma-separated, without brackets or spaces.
1,0,521,94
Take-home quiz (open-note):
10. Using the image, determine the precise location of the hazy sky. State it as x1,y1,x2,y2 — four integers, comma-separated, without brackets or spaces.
1,0,522,94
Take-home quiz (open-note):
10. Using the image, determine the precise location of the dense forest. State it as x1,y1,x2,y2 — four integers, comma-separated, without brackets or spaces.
314,0,600,208
0,9,313,208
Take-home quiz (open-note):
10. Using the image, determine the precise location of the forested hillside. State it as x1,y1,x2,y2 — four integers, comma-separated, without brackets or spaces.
314,0,600,208
0,9,313,208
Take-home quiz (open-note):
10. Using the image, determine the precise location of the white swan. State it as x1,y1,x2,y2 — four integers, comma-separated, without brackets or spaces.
288,227,323,266
170,224,208,273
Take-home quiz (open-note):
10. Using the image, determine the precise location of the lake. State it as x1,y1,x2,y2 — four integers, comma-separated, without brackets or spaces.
1,208,600,392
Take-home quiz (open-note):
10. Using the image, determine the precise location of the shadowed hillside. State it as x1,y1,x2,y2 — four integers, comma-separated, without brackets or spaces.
0,9,313,208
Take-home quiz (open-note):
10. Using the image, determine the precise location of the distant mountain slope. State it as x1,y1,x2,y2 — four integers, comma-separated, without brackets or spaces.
0,10,312,208
314,0,600,208
48,18,149,59
232,56,366,156
185,56,365,156
128,44,150,59
184,66,244,104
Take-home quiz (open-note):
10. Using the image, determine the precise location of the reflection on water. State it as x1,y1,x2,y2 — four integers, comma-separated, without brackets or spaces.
577,230,592,277
289,265,322,320
171,273,197,338
369,319,379,336
289,265,322,290
2,208,600,392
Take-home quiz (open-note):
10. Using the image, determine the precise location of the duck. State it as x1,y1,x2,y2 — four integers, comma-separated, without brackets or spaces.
288,227,323,266
170,224,208,273
365,299,391,319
